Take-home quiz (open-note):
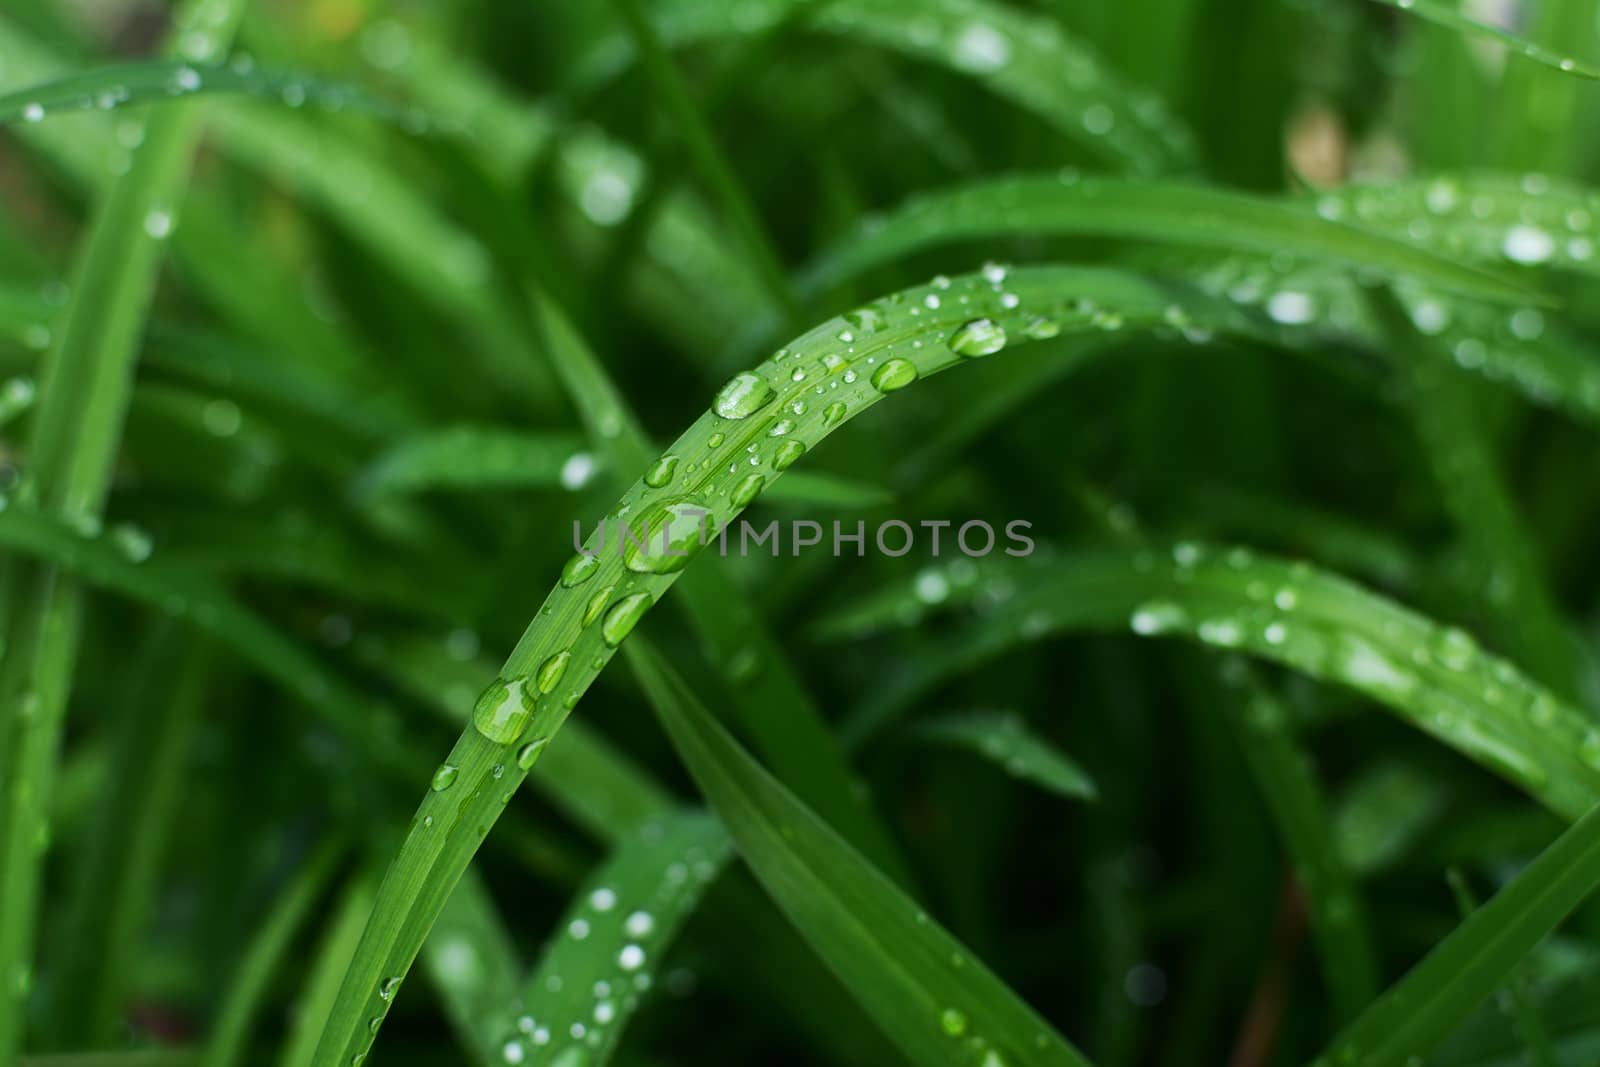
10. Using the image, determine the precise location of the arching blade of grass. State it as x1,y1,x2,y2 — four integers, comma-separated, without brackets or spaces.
1365,0,1600,79
837,545,1600,821
912,711,1099,802
203,840,345,1067
0,1,245,1056
421,871,525,1063
627,639,1093,1067
803,175,1536,302
584,0,1197,174
0,61,415,127
1214,662,1379,1022
527,292,906,873
1310,800,1600,1067
501,811,730,1067
306,266,1289,1065
280,874,378,1067
1368,285,1577,695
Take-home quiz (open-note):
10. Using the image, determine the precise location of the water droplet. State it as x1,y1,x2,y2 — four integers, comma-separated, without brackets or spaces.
22,102,44,123
517,738,548,769
731,473,765,509
1023,315,1060,339
871,359,918,392
560,452,597,490
952,22,1012,72
591,887,617,911
601,592,652,645
948,317,1007,357
536,651,571,694
472,677,536,743
768,419,795,437
582,586,613,627
713,372,776,419
1267,291,1316,325
1504,225,1555,264
561,553,601,588
144,210,174,240
645,454,679,488
625,911,655,937
431,764,459,791
822,402,847,427
707,431,725,448
618,944,646,971
174,66,202,91
623,499,711,574
940,1008,968,1036
1130,601,1185,635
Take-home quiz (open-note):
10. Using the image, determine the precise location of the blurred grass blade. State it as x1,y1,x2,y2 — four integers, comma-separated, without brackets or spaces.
280,874,378,1067
504,812,730,1066
1444,869,1559,1067
839,545,1600,821
355,427,589,498
0,0,245,1056
204,840,344,1067
0,61,414,127
421,871,525,1063
1313,801,1600,1067
592,0,1196,174
1366,0,1600,78
626,640,1093,1067
1216,665,1378,1021
51,634,211,1045
805,175,1538,302
1334,762,1451,876
913,711,1098,802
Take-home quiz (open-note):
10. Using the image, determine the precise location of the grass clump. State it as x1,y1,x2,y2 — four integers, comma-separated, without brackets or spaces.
4,2,1600,1066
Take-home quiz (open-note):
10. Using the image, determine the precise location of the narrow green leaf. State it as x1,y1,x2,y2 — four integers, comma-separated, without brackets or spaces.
355,426,590,498
280,875,378,1067
840,545,1600,821
503,811,730,1066
913,711,1098,802
1333,761,1451,876
0,61,416,128
1366,0,1600,79
589,0,1197,174
1311,800,1600,1067
805,174,1538,303
421,871,525,1063
627,640,1092,1067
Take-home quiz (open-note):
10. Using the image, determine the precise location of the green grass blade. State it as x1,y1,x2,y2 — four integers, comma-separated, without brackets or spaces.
1444,869,1560,1067
1216,664,1379,1022
0,61,414,127
203,841,344,1067
627,639,1093,1067
355,427,589,498
1310,800,1600,1067
421,871,525,1063
1368,285,1577,694
804,175,1538,303
503,811,730,1066
912,711,1099,802
591,0,1197,174
50,633,211,1045
1365,0,1600,79
604,0,799,321
0,1,246,1056
528,291,907,873
280,875,378,1067
1333,761,1452,876
839,545,1600,821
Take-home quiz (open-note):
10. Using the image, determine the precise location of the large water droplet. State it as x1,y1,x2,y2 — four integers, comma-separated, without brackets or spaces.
561,553,600,588
949,318,1007,357
517,738,548,770
431,764,459,791
871,359,918,392
623,499,711,574
601,592,653,646
536,651,571,694
731,473,766,509
472,677,536,743
582,586,613,628
713,372,775,419
644,454,679,488
773,441,806,471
